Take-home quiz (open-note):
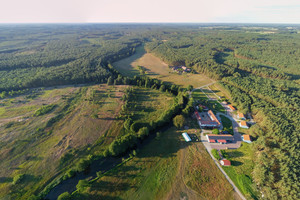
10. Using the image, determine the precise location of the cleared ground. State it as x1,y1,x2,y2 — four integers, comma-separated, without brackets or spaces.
113,45,213,88
0,85,127,199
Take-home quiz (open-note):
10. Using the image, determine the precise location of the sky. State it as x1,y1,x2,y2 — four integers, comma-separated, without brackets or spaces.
0,0,300,23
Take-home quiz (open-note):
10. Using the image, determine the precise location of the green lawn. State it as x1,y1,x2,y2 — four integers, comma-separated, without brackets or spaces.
72,127,181,200
0,85,128,200
223,143,259,199
192,89,225,113
220,115,233,135
125,87,174,126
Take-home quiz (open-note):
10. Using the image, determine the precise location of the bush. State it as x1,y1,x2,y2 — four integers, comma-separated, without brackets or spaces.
13,174,25,185
57,192,71,200
212,128,219,134
76,179,90,192
76,159,91,172
33,104,56,116
173,115,185,129
211,149,221,160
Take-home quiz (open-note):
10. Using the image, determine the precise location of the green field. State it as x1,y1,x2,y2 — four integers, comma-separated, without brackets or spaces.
223,143,259,199
0,85,129,199
112,46,213,88
220,115,234,134
191,89,225,113
71,127,238,200
125,87,174,125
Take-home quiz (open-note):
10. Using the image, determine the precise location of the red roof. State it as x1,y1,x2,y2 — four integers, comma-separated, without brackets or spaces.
221,159,231,166
209,139,216,143
228,105,236,110
195,111,201,120
207,110,221,126
218,139,227,143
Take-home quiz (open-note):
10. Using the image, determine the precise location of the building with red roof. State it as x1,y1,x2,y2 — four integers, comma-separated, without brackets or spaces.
228,105,236,111
220,159,231,166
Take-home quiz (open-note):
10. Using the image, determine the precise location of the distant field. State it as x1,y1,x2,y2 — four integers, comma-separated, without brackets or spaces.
125,87,174,126
112,46,213,88
72,127,238,200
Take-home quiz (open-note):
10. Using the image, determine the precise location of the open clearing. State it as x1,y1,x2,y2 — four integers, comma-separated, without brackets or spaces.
113,45,213,88
74,126,239,200
0,85,128,199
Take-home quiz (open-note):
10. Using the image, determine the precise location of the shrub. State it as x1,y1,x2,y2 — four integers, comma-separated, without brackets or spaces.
211,149,221,160
76,179,90,192
13,174,25,185
212,128,219,135
173,115,185,129
76,159,91,172
57,192,71,200
33,104,56,116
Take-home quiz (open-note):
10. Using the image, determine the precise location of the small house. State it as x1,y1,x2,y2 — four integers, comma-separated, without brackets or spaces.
238,112,246,120
206,134,234,144
228,105,236,111
239,121,249,129
182,132,192,142
220,159,231,166
242,135,252,143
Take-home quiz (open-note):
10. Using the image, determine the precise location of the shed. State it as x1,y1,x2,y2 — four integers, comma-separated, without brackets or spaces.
182,132,192,142
239,121,249,129
238,112,246,120
220,159,231,166
228,105,236,111
242,135,252,143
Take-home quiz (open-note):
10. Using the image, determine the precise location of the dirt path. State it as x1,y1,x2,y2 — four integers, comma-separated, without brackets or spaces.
166,142,205,200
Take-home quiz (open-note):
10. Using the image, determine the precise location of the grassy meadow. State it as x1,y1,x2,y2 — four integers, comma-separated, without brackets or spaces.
0,85,129,199
223,143,259,199
72,127,239,200
112,45,213,88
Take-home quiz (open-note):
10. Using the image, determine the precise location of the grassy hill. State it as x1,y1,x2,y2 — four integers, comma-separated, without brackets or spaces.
0,85,127,199
71,127,238,200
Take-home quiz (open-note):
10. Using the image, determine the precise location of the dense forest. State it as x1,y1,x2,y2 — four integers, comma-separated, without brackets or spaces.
0,24,299,200
143,25,300,200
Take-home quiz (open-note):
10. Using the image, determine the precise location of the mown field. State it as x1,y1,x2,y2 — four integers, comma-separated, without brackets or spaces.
71,127,239,200
112,45,213,88
223,143,259,199
0,84,129,199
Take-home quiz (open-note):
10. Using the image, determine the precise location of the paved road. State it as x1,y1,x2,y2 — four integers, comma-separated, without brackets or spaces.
191,83,246,200
199,134,246,200
189,81,216,98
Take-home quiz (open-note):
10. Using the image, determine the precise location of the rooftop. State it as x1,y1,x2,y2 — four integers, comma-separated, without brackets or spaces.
238,112,245,119
240,121,247,126
243,134,251,141
207,134,234,140
228,105,235,110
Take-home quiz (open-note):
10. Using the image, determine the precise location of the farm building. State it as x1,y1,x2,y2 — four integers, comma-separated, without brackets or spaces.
228,105,236,111
182,132,192,142
242,135,252,143
220,159,231,166
237,112,246,120
197,110,221,128
239,121,249,129
197,104,208,111
206,134,234,144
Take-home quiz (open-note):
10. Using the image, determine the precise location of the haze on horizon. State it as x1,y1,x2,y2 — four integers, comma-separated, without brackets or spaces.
1,0,300,24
